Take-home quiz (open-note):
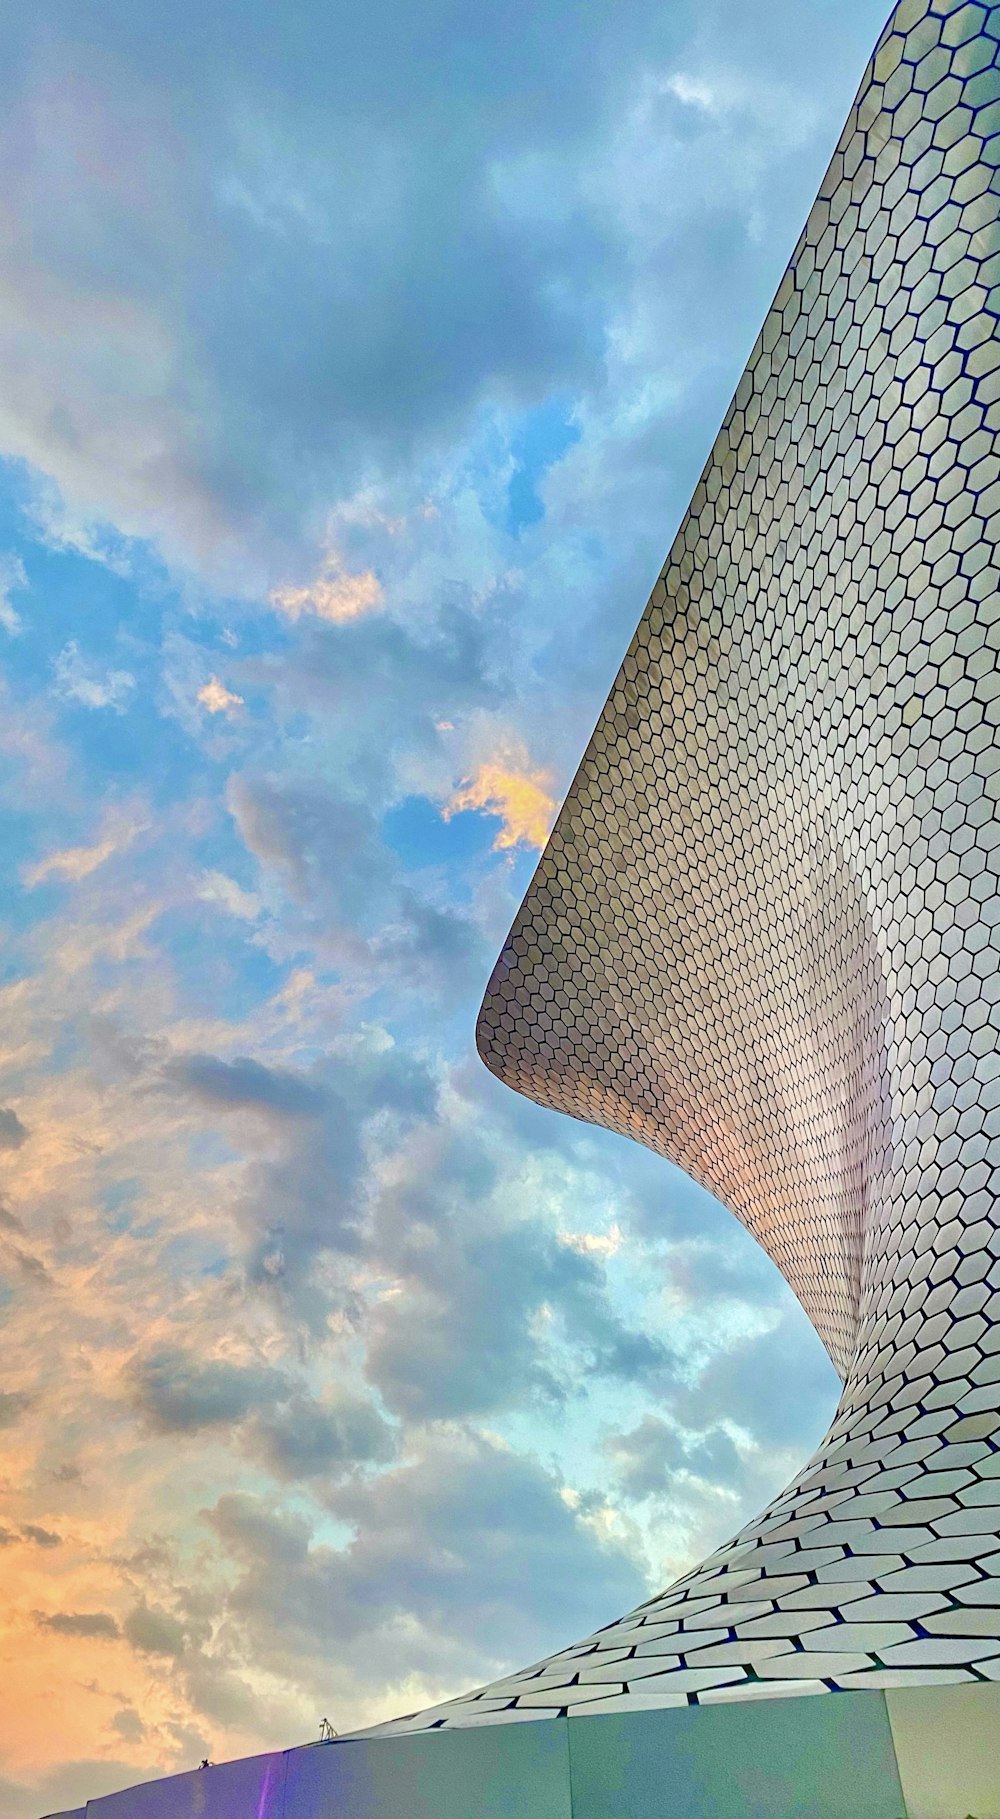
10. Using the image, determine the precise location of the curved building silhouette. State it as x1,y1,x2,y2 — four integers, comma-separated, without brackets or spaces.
366,0,1000,1734
49,1,1000,1813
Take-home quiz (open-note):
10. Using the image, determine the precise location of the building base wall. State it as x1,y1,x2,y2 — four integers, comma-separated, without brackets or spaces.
42,1681,1000,1819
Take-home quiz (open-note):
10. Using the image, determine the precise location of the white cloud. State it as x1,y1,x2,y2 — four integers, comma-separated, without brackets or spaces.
53,642,136,713
197,871,261,922
197,677,244,716
0,552,27,634
269,555,383,625
665,72,718,110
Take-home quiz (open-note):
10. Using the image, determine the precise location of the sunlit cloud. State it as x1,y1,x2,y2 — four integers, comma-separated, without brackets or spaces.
443,752,557,851
196,676,245,716
559,1224,624,1260
268,553,383,625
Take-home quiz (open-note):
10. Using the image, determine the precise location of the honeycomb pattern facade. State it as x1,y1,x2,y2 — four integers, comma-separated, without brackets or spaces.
366,0,1000,1733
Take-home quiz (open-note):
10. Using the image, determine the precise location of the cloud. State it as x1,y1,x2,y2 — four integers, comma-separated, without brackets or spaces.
0,1106,28,1149
665,72,717,110
269,555,383,625
0,1389,33,1427
669,1305,839,1453
0,1759,143,1819
365,1115,672,1422
22,808,145,886
197,870,261,921
0,551,27,634
251,602,500,815
443,751,556,850
0,7,636,589
228,770,484,1001
608,1413,743,1502
123,1600,188,1658
164,1052,328,1118
128,1348,291,1435
34,1611,121,1640
3,1244,50,1288
231,1037,438,1330
23,833,119,887
21,1524,61,1548
0,1522,61,1549
110,1708,146,1744
0,0,886,1795
53,640,136,712
196,675,245,715
559,1223,622,1260
247,1390,396,1482
205,1430,647,1695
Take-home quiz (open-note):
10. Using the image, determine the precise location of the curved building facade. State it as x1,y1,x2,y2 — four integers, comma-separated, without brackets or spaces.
46,2,1000,1812
366,0,1000,1733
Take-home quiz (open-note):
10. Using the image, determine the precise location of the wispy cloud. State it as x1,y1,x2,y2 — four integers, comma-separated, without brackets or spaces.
0,552,28,634
53,642,136,713
197,871,261,921
22,808,146,887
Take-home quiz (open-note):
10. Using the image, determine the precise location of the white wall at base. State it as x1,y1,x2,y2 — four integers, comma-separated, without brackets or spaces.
886,1683,1000,1819
52,1681,1000,1819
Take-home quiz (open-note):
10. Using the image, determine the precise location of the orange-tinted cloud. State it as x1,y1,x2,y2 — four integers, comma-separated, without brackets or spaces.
268,555,383,625
196,676,244,716
443,754,557,851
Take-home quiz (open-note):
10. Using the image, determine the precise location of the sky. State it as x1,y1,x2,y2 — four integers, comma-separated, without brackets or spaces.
0,1,890,1811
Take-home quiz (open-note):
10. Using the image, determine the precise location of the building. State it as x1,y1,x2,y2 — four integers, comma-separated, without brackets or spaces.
49,0,1000,1812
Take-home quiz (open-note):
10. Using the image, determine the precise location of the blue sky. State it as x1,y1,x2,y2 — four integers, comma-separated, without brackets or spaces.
0,0,887,1810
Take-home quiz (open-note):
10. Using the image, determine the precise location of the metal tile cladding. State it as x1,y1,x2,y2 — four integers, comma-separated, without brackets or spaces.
368,0,1000,1732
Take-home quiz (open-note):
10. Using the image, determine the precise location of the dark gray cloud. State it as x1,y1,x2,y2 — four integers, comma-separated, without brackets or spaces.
128,1343,395,1484
165,1053,328,1118
21,1523,61,1548
229,769,485,1002
0,1388,33,1427
110,1708,146,1744
608,1414,743,1503
0,0,883,587
0,1759,145,1819
34,1610,121,1639
248,1391,396,1483
3,1244,49,1287
128,1348,290,1435
670,1306,840,1453
205,1430,647,1693
124,1600,188,1659
365,1113,673,1421
0,1106,28,1150
232,1039,438,1329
